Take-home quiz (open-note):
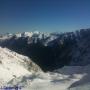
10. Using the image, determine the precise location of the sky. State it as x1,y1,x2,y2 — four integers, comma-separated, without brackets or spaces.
0,0,90,33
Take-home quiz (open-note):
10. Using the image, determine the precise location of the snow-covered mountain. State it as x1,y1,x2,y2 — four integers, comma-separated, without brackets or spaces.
0,29,90,90
0,29,90,71
0,47,41,86
0,46,90,90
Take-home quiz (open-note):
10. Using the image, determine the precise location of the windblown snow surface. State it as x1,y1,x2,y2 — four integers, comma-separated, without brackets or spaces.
0,47,90,90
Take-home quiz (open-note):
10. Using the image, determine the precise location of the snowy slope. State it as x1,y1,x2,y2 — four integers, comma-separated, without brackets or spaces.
0,47,90,90
9,65,90,90
22,65,90,90
0,47,41,86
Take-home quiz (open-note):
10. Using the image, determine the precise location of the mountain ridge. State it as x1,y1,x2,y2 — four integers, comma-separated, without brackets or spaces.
0,29,90,71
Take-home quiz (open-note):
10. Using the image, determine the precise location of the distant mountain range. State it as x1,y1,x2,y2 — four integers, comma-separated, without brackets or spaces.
0,29,90,71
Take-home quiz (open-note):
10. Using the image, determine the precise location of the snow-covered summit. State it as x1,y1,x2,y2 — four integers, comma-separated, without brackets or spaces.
0,31,57,41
